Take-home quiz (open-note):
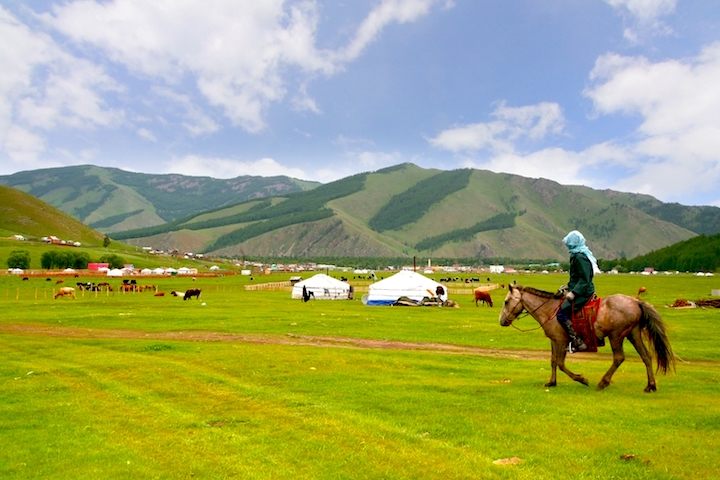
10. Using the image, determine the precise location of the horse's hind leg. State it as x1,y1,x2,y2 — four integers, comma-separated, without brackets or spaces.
627,327,657,392
597,336,626,390
545,342,559,387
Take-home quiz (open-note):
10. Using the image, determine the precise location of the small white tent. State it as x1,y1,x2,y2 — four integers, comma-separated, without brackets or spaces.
364,270,447,306
291,274,352,300
107,268,124,277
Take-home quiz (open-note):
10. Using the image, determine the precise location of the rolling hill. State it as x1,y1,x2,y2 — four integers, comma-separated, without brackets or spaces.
0,165,319,232
108,163,707,261
0,185,105,246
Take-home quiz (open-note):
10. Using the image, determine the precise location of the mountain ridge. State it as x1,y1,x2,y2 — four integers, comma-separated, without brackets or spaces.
3,163,718,261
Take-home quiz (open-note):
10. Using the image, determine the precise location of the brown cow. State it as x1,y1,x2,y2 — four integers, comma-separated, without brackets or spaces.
474,288,493,307
638,286,647,296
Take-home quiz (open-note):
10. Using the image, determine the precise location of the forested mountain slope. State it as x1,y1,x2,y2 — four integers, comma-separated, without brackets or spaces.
112,164,698,261
0,165,319,232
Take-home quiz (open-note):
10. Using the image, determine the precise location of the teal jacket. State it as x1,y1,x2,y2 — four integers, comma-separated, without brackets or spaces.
562,252,595,312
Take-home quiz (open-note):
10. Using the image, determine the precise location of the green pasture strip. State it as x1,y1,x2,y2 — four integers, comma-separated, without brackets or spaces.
2,272,720,364
1,334,718,479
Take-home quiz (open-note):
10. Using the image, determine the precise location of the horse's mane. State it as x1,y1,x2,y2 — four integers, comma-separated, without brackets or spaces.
517,285,564,299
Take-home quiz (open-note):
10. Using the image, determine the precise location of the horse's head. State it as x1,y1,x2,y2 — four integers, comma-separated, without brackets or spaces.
499,284,524,326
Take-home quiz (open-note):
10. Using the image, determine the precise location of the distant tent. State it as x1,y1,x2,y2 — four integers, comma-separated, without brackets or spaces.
140,268,153,275
152,268,166,275
107,268,124,277
291,274,352,300
363,270,448,306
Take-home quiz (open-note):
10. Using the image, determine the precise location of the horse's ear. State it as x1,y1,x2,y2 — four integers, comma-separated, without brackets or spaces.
508,284,514,292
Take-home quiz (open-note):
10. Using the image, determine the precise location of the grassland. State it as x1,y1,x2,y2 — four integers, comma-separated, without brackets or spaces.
1,271,719,479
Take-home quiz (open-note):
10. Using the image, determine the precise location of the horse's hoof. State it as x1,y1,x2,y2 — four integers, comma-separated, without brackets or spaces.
644,385,657,393
578,377,589,386
544,381,556,388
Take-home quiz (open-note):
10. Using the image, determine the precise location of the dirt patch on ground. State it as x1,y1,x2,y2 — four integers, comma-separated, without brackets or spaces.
1,323,556,360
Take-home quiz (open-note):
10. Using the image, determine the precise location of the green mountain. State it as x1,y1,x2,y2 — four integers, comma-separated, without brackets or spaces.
109,163,706,261
619,233,720,272
0,185,105,246
0,165,319,232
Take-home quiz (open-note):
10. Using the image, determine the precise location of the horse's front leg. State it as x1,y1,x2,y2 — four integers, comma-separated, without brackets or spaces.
556,344,590,386
626,328,657,392
597,336,626,390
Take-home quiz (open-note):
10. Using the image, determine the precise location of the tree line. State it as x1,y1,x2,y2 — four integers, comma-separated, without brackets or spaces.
6,250,126,270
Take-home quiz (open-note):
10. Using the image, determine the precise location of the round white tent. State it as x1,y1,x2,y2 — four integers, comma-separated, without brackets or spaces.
291,274,352,300
363,270,447,306
107,268,124,277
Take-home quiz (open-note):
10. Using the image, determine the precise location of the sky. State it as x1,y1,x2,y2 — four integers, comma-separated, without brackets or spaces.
2,1,720,206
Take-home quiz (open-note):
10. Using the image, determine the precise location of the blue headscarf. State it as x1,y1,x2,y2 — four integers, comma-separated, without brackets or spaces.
563,230,600,274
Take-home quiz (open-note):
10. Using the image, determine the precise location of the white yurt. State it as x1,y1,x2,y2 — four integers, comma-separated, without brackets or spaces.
107,268,124,277
291,274,352,300
363,270,447,306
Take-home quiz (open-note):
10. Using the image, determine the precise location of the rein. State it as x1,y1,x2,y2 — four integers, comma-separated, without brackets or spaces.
509,291,560,332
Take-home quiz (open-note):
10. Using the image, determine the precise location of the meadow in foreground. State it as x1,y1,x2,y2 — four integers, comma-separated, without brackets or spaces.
1,271,719,479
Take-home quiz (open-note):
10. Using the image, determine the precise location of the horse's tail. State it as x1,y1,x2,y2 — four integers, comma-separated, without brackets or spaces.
638,300,676,374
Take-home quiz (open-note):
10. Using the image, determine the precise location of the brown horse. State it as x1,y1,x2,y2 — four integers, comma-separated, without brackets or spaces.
499,284,675,392
474,289,493,307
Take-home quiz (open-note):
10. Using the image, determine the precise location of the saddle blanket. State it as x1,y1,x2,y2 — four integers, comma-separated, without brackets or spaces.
572,295,602,353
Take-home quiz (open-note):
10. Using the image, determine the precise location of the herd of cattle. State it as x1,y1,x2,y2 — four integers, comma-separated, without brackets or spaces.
48,277,503,306
52,282,202,300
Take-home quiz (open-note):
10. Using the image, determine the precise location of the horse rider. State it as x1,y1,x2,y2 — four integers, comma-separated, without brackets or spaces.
558,230,600,352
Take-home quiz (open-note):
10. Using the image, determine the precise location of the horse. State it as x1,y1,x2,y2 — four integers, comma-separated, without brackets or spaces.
54,287,76,299
474,289,493,307
638,286,647,296
183,288,202,300
499,284,675,392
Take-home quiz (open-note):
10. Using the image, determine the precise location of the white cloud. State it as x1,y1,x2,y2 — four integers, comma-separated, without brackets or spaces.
152,87,220,136
338,0,446,62
0,6,122,167
428,101,565,153
585,43,720,201
137,128,157,142
42,0,450,134
356,150,402,168
604,0,676,41
165,155,308,179
460,142,633,189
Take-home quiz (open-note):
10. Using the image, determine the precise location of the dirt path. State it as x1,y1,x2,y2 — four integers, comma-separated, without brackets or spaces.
1,323,558,360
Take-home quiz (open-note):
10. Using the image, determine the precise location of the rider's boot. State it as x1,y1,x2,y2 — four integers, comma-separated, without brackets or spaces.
557,311,588,352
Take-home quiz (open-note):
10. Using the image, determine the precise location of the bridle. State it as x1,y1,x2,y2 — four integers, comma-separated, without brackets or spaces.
505,289,560,332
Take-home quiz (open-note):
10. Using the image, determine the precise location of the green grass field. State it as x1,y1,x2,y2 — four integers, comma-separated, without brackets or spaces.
1,271,719,479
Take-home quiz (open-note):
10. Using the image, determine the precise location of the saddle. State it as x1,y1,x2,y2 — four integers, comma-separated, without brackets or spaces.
572,294,602,352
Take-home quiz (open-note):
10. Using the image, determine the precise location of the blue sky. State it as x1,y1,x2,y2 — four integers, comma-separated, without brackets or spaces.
2,1,720,206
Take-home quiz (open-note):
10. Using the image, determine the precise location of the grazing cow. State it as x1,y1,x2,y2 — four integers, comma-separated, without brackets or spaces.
184,288,202,300
55,279,64,285
54,287,76,299
638,286,647,296
474,289,493,307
